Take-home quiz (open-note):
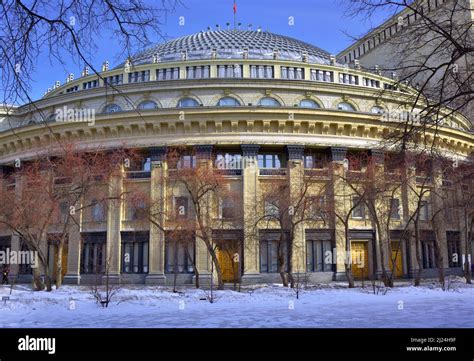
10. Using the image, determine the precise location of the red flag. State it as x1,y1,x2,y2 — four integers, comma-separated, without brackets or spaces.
233,1,237,14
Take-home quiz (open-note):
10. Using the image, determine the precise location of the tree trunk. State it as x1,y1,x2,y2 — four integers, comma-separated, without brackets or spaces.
194,268,200,288
414,224,423,286
208,247,224,290
32,267,45,291
345,228,355,288
433,238,445,290
345,263,355,288
55,243,64,289
463,215,472,284
279,254,289,287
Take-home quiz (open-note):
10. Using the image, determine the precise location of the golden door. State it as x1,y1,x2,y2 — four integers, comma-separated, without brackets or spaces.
390,242,403,278
351,242,369,279
217,249,238,283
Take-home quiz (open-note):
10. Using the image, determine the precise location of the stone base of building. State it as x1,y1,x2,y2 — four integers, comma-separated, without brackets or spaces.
101,273,121,285
145,273,166,285
241,273,261,284
63,273,81,285
193,273,212,286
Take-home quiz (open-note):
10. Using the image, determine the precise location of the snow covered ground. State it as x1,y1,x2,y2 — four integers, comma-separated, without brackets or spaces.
0,279,473,328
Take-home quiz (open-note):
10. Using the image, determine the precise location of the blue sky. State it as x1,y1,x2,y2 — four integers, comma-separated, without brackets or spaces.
29,0,393,101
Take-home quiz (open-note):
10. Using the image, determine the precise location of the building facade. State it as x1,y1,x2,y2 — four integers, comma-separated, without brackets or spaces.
338,0,473,120
0,30,472,285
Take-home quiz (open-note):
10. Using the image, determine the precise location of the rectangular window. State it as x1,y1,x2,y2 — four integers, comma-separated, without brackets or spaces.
66,86,78,93
306,240,332,272
186,65,210,79
303,154,327,169
215,153,242,169
250,65,274,79
59,202,69,223
217,65,243,78
91,200,106,222
156,67,180,80
310,69,333,82
82,80,98,90
220,197,235,219
264,199,279,218
339,73,359,85
419,201,429,221
121,232,149,273
280,67,304,80
421,241,436,269
363,77,380,88
128,70,150,83
174,196,189,219
104,74,123,86
390,198,401,220
447,232,461,268
165,238,195,273
176,155,197,169
307,196,327,220
258,154,282,168
260,239,287,273
126,200,146,221
80,233,106,274
352,196,365,219
18,239,32,274
0,236,11,259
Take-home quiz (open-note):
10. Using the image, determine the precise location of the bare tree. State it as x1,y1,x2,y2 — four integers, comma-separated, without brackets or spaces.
344,0,474,160
254,167,330,287
0,142,131,291
0,0,181,107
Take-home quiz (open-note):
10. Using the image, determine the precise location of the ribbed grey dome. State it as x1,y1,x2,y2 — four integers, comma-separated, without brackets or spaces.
124,30,332,66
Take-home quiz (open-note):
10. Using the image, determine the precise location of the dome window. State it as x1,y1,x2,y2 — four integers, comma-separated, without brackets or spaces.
371,106,385,114
177,97,199,108
299,99,320,109
258,97,281,107
103,104,122,114
337,102,356,112
217,97,241,107
138,101,158,110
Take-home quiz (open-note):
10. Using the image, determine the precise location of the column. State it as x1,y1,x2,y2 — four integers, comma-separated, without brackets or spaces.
193,145,214,283
329,147,349,281
63,220,81,285
241,144,261,283
287,145,306,274
146,146,167,284
431,161,449,270
105,168,123,283
371,149,387,277
401,158,418,278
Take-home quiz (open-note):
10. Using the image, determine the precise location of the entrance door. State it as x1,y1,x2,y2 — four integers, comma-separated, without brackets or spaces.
390,241,403,278
351,242,369,279
217,242,239,283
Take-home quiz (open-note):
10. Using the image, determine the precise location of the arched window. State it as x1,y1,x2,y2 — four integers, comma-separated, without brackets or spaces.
217,97,241,107
103,103,122,114
137,100,158,110
46,113,57,123
337,102,356,111
258,97,281,107
371,106,385,114
299,99,320,109
177,97,199,108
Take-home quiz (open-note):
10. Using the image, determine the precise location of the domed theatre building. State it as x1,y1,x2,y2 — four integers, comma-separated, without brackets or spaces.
0,30,472,285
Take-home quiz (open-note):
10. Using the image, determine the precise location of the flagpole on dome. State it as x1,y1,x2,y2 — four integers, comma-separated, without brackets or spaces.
233,0,237,30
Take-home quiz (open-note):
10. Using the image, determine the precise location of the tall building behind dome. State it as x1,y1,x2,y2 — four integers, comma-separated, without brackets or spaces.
338,0,473,124
0,27,472,286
